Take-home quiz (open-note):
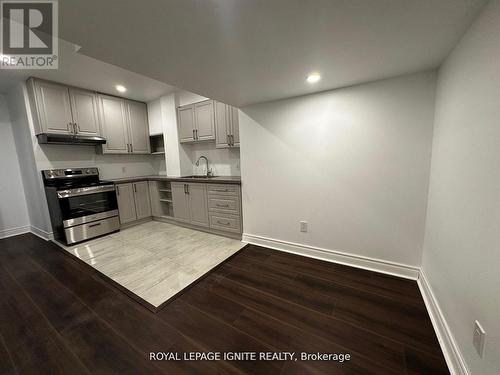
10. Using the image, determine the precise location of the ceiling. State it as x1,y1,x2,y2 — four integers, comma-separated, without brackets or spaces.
0,39,178,101
57,0,487,107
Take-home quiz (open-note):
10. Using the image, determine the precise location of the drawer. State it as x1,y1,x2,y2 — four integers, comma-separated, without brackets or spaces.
208,195,240,215
210,213,241,233
64,216,120,245
207,184,239,196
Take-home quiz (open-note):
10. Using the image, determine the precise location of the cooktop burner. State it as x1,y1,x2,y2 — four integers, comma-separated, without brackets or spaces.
41,168,113,189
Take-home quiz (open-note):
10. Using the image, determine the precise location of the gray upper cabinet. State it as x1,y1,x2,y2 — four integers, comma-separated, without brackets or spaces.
215,101,230,148
177,100,215,143
133,181,152,219
27,78,79,135
127,101,151,154
99,95,151,154
194,100,215,141
171,182,190,223
69,88,100,136
215,101,240,148
230,106,240,147
178,105,196,142
99,94,130,154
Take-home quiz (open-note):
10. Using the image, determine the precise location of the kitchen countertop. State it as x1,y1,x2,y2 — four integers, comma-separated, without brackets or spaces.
108,175,241,185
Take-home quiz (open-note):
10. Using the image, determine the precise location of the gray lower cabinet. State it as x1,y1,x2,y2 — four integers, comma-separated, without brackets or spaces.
116,183,137,224
171,182,191,223
133,181,152,219
116,182,152,225
171,182,209,227
171,181,241,235
207,184,242,233
215,101,240,148
187,183,209,227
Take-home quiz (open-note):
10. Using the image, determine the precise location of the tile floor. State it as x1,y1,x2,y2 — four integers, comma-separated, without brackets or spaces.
59,221,245,307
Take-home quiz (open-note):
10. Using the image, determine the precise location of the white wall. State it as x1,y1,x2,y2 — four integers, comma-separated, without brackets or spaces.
7,84,52,236
240,71,436,267
0,95,30,238
160,93,192,177
422,1,500,374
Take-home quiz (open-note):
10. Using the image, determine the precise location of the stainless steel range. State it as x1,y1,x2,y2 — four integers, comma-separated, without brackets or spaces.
42,168,119,245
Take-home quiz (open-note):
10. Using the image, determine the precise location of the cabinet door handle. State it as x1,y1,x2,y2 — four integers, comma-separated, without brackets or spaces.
192,129,195,140
134,184,137,193
130,144,133,153
116,186,120,195
214,188,229,192
216,203,230,208
184,184,187,194
195,129,198,140
76,122,80,133
186,184,189,194
226,134,230,145
67,123,72,133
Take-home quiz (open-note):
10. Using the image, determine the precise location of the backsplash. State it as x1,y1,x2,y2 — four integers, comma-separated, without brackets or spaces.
188,142,241,176
34,143,162,179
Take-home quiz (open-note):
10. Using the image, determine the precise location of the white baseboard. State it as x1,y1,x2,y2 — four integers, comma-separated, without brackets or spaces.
0,225,31,239
242,233,420,280
30,226,53,241
418,270,470,375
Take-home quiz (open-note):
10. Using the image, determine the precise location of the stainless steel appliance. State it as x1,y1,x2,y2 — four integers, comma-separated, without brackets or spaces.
42,167,119,245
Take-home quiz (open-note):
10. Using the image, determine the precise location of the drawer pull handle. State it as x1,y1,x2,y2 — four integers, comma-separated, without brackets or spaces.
217,220,231,226
88,223,102,228
216,204,230,208
214,189,229,192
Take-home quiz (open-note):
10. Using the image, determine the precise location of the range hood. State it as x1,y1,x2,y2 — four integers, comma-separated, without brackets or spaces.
37,133,107,146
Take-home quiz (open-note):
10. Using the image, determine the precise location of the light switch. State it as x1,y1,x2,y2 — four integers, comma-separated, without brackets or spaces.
300,221,308,233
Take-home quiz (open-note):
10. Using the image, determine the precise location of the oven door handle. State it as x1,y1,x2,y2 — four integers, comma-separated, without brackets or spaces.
57,185,116,199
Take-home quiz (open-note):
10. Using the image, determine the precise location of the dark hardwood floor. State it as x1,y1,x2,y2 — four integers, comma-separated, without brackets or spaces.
0,233,449,374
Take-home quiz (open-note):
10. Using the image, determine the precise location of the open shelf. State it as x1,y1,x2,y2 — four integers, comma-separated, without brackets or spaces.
150,134,165,154
152,180,174,218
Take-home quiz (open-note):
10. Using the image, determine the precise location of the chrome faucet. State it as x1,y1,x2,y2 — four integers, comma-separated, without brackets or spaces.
195,155,213,176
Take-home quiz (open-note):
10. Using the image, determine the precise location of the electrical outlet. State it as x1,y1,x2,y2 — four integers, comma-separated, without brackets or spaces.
122,166,127,174
300,221,308,233
473,320,486,358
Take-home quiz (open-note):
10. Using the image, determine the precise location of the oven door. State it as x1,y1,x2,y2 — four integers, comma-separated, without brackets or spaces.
57,185,118,228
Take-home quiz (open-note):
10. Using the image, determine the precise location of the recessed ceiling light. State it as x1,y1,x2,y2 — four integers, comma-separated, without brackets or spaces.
115,85,127,93
306,73,321,83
